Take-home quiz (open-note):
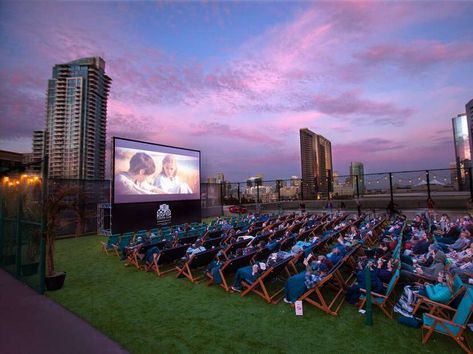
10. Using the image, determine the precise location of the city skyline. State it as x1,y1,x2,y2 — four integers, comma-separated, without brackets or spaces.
0,1,472,181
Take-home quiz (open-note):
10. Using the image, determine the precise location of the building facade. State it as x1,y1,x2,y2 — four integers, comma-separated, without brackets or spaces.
45,57,111,180
350,161,365,195
466,99,473,162
299,128,333,199
452,113,471,191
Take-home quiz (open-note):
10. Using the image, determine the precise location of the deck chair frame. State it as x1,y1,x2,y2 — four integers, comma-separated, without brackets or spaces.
175,247,221,283
422,303,473,354
207,251,257,291
147,244,189,276
240,257,293,304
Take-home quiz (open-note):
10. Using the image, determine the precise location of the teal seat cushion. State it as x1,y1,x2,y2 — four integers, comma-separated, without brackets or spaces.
423,314,460,336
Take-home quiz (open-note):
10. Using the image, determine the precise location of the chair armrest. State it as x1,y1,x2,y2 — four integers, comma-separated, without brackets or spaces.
424,313,464,328
359,288,387,299
420,298,456,312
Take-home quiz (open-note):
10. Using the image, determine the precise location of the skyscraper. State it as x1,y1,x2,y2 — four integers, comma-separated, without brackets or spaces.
45,57,111,180
452,113,471,191
466,99,473,160
299,128,333,199
32,130,47,162
350,161,364,196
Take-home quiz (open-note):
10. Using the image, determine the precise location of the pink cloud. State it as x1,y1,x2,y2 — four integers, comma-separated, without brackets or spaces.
356,40,473,71
190,121,282,147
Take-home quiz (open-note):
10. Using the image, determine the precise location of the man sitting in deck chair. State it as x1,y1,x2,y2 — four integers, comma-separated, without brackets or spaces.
283,254,331,304
185,240,206,257
326,242,346,265
230,251,290,292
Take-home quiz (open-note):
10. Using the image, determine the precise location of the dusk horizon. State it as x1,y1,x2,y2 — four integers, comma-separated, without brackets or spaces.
1,1,472,181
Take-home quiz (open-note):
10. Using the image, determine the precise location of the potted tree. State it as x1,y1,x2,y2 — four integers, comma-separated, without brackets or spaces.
44,184,80,290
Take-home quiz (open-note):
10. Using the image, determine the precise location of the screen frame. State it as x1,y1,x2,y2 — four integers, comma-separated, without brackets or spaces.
112,136,201,205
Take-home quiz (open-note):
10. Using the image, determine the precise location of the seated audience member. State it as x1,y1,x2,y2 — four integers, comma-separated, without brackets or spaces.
365,242,390,259
283,254,330,304
437,230,471,253
345,259,384,305
394,271,454,317
413,245,446,279
231,252,290,292
185,240,206,258
435,222,460,244
411,232,430,255
375,258,398,284
327,246,344,265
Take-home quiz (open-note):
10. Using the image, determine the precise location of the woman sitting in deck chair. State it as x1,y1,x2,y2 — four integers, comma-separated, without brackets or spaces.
283,255,331,304
394,270,453,318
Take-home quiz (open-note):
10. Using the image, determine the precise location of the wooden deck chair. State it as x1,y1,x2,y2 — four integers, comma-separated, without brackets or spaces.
240,256,293,304
175,234,199,246
250,232,272,246
251,246,273,263
112,234,132,256
334,246,362,287
222,238,252,259
128,239,169,270
207,251,257,291
100,234,120,254
127,247,143,270
290,223,303,235
422,287,473,354
287,241,321,275
270,228,287,240
298,248,356,316
298,270,345,316
358,268,400,319
148,244,188,276
279,235,297,252
203,236,226,249
413,275,465,317
176,247,221,283
203,229,222,240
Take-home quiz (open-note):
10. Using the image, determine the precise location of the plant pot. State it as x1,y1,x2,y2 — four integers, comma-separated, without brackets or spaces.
21,263,39,276
45,271,66,291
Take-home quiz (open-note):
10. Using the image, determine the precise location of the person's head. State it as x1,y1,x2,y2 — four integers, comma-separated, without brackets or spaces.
161,155,177,178
389,258,399,270
460,230,471,239
436,271,446,283
318,263,329,275
128,152,156,182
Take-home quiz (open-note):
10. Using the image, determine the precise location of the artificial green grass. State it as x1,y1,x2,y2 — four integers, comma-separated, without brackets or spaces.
48,235,463,354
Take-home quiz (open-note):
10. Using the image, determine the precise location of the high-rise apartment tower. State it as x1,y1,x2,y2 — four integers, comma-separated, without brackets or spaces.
452,113,471,191
350,161,365,196
45,57,111,179
299,128,333,199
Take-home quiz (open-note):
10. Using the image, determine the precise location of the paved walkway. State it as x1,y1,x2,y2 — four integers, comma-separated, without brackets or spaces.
0,269,129,354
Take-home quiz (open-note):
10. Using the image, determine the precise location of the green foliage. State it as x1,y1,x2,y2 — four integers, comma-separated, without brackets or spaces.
48,236,462,354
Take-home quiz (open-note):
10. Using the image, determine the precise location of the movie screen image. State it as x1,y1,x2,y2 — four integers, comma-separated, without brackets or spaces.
113,138,200,204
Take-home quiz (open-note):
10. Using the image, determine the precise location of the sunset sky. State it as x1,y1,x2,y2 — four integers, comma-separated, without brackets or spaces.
0,1,472,181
